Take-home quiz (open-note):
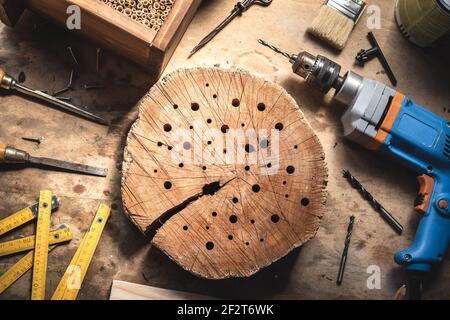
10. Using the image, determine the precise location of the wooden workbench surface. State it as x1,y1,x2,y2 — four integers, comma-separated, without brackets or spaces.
0,0,449,300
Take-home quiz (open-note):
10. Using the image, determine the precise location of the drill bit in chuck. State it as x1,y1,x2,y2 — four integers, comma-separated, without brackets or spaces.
343,170,403,235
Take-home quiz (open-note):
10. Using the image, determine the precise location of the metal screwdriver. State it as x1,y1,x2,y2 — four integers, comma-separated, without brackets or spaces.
0,68,108,125
0,143,108,177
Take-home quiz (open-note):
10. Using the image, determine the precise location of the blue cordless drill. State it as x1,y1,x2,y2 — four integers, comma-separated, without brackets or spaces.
260,41,450,298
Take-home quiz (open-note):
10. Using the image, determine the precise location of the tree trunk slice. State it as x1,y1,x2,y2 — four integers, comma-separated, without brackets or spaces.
122,68,327,279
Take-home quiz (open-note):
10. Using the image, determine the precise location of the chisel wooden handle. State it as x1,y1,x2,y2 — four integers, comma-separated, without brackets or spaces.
0,67,5,82
0,143,6,161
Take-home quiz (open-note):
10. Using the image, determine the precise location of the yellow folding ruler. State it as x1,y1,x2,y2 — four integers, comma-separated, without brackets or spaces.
31,190,52,300
52,204,110,300
0,225,72,257
0,226,72,295
0,195,59,237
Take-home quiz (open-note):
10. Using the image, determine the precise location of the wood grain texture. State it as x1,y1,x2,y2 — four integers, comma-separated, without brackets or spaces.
122,68,328,279
110,280,213,300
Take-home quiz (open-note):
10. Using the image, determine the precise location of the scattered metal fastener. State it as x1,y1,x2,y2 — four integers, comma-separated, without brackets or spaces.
67,46,79,67
343,170,403,234
356,32,397,86
189,0,273,57
337,215,355,286
83,84,104,90
22,136,45,145
53,69,74,96
56,96,72,102
96,48,101,73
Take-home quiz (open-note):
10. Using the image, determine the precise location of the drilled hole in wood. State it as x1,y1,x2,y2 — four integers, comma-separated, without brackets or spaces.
287,166,295,174
212,211,217,217
267,163,272,168
154,169,158,173
232,98,240,107
245,166,250,171
157,141,163,147
232,197,239,203
257,103,266,111
283,181,287,185
163,124,172,132
183,142,192,150
260,238,264,242
229,215,238,223
241,123,245,127
250,219,255,224
221,125,229,133
167,146,173,151
207,141,212,145
223,149,227,154
213,94,218,99
206,226,210,230
260,139,269,149
189,125,194,130
271,214,280,223
183,226,188,231
294,145,298,149
206,83,209,87
285,194,289,198
173,104,178,109
206,242,214,250
164,181,172,189
246,242,250,246
228,235,233,240
245,144,255,153
179,163,184,168
191,103,200,111
202,166,207,171
275,123,284,131
252,184,261,193
301,198,310,207
207,119,212,124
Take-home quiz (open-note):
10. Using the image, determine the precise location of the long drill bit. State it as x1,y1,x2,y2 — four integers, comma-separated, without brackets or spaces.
337,215,355,286
257,39,297,60
343,170,403,234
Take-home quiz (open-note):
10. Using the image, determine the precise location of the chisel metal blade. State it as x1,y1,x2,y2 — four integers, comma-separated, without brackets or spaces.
29,156,108,177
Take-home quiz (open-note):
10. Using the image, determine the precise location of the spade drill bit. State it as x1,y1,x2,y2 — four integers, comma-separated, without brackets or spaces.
343,170,403,234
0,143,108,177
337,215,355,286
0,67,107,125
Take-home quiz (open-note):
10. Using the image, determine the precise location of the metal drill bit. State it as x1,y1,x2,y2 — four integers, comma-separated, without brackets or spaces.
189,0,273,57
0,67,108,125
337,215,355,286
343,170,403,234
0,143,108,177
258,39,297,60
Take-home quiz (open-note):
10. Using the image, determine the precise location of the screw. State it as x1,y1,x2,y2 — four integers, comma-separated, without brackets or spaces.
22,136,44,145
67,46,79,67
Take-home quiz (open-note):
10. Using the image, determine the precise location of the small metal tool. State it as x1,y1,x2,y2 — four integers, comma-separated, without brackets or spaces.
356,32,397,86
0,143,108,177
0,67,107,125
337,215,355,286
343,170,403,235
190,0,273,57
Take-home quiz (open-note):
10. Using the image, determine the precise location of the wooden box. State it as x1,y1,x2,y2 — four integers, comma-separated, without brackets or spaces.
0,0,202,77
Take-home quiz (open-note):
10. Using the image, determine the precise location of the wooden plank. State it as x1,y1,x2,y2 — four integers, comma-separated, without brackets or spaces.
0,0,25,26
122,68,328,279
110,280,214,300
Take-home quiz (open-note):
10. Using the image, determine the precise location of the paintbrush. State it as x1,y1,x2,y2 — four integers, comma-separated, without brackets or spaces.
307,0,367,50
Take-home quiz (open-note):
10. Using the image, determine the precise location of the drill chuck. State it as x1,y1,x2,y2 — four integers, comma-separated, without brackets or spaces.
291,52,344,94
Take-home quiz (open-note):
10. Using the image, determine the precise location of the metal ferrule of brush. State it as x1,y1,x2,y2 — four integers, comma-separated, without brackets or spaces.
326,0,367,23
291,52,343,93
0,74,15,90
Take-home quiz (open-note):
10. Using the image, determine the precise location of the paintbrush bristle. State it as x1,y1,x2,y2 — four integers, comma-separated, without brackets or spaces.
307,5,355,50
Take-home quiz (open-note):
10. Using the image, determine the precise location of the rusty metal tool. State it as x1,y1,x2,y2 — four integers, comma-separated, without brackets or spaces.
0,67,108,125
0,143,108,177
189,0,273,57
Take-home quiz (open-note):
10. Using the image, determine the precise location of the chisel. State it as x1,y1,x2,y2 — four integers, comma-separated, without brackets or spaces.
0,67,108,125
0,143,108,177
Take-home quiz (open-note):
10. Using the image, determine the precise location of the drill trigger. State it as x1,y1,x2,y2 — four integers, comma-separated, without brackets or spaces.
415,174,435,214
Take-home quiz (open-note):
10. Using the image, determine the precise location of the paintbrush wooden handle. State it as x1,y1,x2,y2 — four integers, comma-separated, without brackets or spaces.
0,143,7,161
